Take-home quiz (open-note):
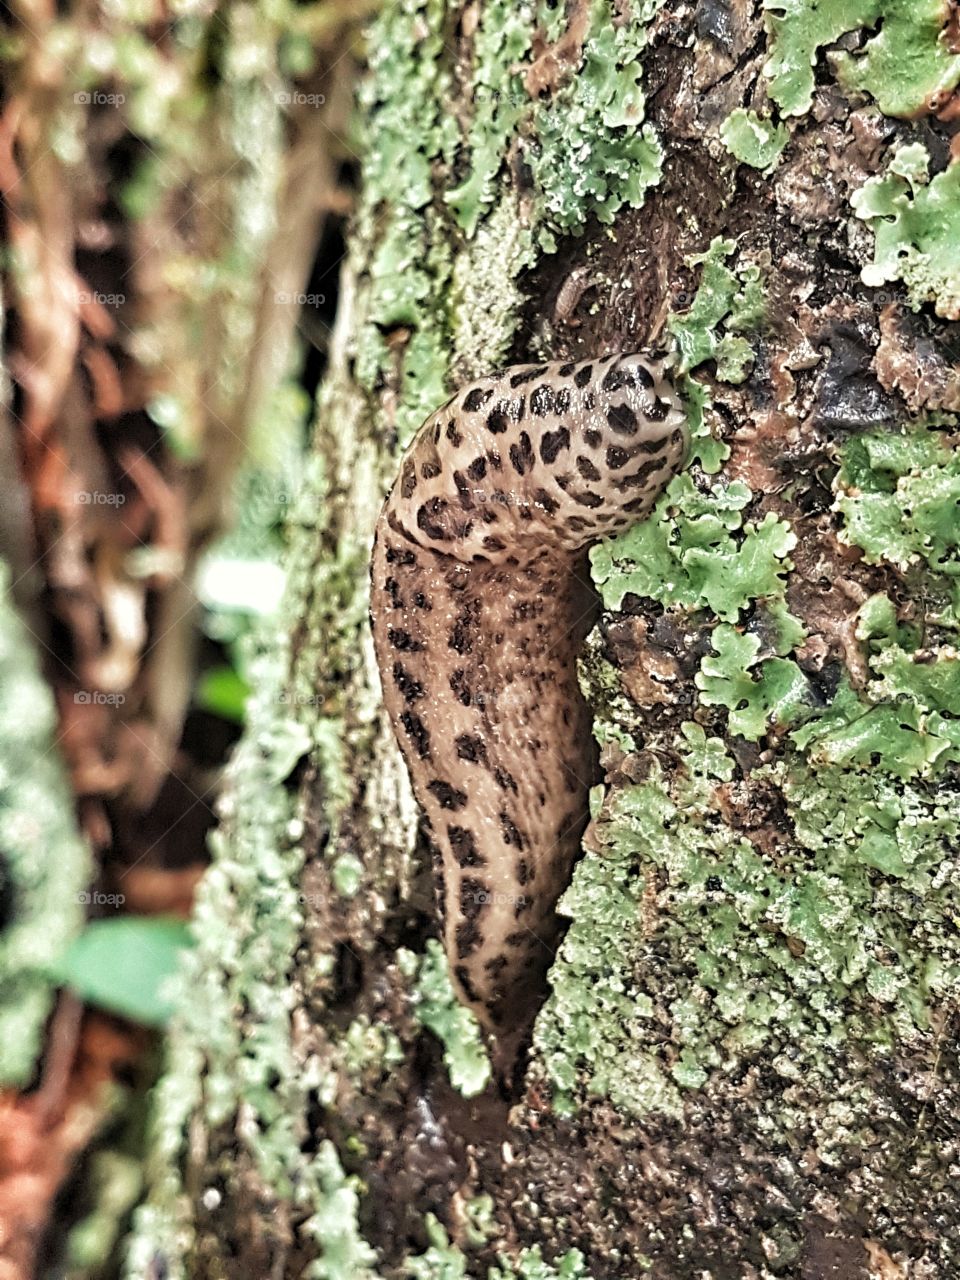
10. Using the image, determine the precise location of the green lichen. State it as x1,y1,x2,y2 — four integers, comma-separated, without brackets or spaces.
450,198,536,379
535,737,734,1117
763,0,960,118
681,374,727,475
591,474,796,622
402,1220,590,1280
530,1,666,245
354,0,458,444
833,419,960,622
331,852,364,898
490,1246,592,1279
405,940,491,1097
668,237,764,384
463,1195,498,1248
403,1216,469,1280
540,702,960,1116
719,108,789,171
355,0,673,438
0,562,90,1086
790,579,960,779
445,0,534,238
852,144,960,321
302,1142,379,1280
338,1017,405,1080
127,614,382,1278
832,1,960,118
696,625,812,740
558,358,960,1118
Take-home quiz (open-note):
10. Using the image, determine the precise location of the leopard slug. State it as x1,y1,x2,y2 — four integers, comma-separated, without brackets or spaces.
370,352,688,1081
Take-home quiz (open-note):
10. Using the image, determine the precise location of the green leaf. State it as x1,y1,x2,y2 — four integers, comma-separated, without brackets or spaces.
195,665,250,723
53,917,194,1026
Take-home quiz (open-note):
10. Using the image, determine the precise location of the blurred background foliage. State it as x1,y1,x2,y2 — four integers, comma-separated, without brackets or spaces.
0,2,367,1274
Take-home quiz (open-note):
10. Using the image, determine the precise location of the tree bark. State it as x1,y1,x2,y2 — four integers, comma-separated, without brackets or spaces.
134,2,960,1277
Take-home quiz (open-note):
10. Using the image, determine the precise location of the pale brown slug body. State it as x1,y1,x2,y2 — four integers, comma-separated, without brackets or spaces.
370,352,688,1079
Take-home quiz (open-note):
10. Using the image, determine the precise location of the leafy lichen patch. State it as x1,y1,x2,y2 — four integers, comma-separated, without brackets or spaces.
763,0,960,119
833,419,960,621
591,474,796,625
528,1,666,246
402,940,491,1098
667,236,765,383
719,108,789,172
852,144,960,320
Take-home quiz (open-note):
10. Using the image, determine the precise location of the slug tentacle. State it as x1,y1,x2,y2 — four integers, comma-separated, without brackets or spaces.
370,351,687,1082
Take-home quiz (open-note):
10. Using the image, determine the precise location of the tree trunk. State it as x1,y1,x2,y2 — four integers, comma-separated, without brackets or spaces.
133,2,960,1277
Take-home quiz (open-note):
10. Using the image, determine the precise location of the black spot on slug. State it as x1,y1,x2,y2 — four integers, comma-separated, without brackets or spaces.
509,431,534,475
392,661,424,702
534,488,559,515
553,386,572,414
455,964,481,1002
449,825,485,867
494,766,518,793
601,365,629,392
455,734,487,763
463,386,493,412
450,669,471,706
400,460,418,499
460,877,488,919
530,385,554,416
428,779,469,810
399,710,431,758
574,363,593,387
388,628,423,652
510,366,547,386
417,496,451,540
499,811,526,848
540,427,571,464
606,403,639,436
